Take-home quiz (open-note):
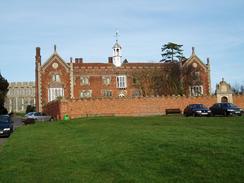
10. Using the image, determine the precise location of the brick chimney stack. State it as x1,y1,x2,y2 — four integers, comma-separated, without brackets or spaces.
35,47,41,63
35,47,41,112
108,57,113,64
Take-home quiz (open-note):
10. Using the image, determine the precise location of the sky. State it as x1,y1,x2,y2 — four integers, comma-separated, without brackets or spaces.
0,0,244,91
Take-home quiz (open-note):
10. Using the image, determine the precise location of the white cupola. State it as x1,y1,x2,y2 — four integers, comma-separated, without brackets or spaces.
112,31,122,67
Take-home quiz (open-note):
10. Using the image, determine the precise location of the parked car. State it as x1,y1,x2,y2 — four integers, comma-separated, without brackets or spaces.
210,103,243,116
0,115,14,137
23,112,54,123
184,104,211,117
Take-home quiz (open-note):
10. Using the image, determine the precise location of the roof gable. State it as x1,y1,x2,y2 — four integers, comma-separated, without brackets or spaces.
183,54,208,72
41,52,70,71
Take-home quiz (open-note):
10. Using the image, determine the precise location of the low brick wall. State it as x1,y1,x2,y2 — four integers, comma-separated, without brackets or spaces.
44,95,244,120
233,95,244,108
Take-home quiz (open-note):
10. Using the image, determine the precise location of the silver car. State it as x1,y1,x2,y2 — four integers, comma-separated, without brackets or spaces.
24,112,54,122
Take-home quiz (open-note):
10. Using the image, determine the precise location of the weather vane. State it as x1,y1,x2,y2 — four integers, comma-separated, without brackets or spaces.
115,30,119,42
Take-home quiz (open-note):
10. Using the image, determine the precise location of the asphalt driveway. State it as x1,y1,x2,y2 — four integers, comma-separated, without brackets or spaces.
0,117,23,145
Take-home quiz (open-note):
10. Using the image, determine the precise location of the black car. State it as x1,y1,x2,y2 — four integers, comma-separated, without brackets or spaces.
210,103,243,116
184,104,211,117
0,115,14,137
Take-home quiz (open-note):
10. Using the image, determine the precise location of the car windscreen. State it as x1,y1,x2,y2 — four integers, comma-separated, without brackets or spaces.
0,116,9,123
193,104,206,108
222,103,236,108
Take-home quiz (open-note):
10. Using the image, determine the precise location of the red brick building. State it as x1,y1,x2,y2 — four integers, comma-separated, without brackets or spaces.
35,40,211,112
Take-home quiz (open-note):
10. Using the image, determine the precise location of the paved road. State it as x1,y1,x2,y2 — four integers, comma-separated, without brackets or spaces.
0,117,23,145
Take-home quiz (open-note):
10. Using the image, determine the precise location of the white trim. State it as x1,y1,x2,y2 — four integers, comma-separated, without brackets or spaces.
189,85,203,96
80,90,92,98
42,53,70,72
48,88,64,102
116,75,127,88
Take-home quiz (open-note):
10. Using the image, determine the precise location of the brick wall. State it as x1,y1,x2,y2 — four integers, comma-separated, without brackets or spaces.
44,95,244,120
44,95,218,119
233,95,244,108
45,95,244,120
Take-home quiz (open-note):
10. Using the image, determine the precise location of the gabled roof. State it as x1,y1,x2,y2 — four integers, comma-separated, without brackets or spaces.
112,41,122,49
41,52,70,71
182,53,208,71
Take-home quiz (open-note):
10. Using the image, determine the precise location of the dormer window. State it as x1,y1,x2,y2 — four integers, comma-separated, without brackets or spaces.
52,74,60,82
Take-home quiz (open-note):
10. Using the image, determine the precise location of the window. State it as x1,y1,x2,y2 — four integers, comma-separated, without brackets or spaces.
102,76,111,85
192,71,200,81
102,90,112,97
116,75,127,88
52,74,60,82
132,77,139,85
132,89,141,97
48,88,64,102
80,76,89,85
190,85,203,96
80,90,92,98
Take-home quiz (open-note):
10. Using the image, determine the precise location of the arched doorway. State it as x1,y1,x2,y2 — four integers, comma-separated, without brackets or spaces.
221,96,228,103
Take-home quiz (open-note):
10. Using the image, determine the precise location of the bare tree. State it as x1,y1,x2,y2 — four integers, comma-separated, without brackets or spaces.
131,63,183,96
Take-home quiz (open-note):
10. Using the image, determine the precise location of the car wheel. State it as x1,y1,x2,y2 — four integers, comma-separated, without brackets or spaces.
49,118,54,122
224,111,228,117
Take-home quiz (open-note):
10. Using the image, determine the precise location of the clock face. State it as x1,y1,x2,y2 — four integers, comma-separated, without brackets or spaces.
192,63,197,68
52,62,59,69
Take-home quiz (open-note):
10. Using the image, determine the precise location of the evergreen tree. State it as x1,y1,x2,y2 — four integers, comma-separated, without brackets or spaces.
161,42,184,62
0,73,9,114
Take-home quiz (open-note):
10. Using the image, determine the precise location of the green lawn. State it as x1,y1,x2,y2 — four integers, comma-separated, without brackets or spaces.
0,116,244,183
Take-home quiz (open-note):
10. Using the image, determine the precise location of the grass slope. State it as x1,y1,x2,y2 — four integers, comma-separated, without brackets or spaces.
0,116,244,183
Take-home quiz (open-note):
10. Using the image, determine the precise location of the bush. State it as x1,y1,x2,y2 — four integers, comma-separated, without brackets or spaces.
26,105,35,114
0,106,8,115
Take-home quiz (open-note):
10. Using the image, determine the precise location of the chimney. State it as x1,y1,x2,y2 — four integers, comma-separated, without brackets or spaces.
75,58,79,63
108,57,113,64
35,47,41,63
70,57,73,63
207,57,210,65
79,58,83,63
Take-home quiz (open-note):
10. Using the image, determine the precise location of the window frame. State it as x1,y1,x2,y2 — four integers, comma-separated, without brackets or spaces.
52,74,60,82
48,87,64,102
102,76,111,85
80,90,92,98
102,90,112,97
189,85,203,96
80,76,90,85
116,75,127,89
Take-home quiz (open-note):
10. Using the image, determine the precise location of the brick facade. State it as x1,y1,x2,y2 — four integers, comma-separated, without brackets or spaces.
233,95,244,107
36,42,211,112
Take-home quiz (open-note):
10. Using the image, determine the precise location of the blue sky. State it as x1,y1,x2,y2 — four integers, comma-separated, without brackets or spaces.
0,0,244,90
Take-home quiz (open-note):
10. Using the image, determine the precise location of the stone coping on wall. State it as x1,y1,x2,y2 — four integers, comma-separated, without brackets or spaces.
56,94,217,102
